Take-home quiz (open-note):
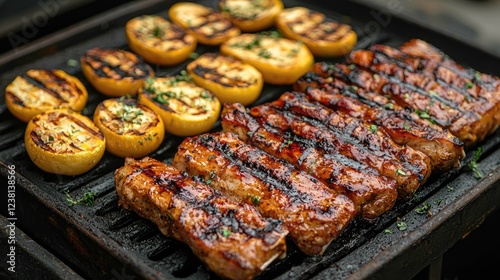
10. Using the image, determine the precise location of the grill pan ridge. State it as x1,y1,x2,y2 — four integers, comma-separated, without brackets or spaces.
1,0,500,279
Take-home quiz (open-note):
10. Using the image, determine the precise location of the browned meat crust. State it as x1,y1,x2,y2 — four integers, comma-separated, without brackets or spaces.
294,65,465,171
221,103,398,220
173,132,356,255
114,157,288,280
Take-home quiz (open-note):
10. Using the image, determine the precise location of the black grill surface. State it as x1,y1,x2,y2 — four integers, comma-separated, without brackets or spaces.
1,0,499,279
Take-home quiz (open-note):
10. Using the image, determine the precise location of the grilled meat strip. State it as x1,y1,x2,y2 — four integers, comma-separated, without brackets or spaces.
114,157,288,280
294,67,465,171
250,92,431,200
221,103,398,220
173,132,356,255
346,44,500,146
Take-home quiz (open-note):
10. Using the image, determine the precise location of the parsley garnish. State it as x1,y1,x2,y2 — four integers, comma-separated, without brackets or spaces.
403,122,411,131
396,220,407,231
396,169,407,176
369,124,378,133
189,52,199,59
465,81,474,89
415,201,431,216
222,229,231,237
66,191,96,207
468,146,484,179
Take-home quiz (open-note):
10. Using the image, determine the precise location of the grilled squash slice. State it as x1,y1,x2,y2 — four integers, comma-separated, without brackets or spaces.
275,6,357,57
187,52,263,106
218,0,284,32
220,33,313,85
80,48,155,97
138,74,221,137
93,98,165,158
24,109,106,176
5,69,88,123
168,2,240,46
125,15,197,66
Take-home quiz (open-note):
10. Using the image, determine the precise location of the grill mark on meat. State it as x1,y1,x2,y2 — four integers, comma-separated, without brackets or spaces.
221,103,398,220
250,93,430,199
114,157,288,280
368,45,481,103
173,132,356,255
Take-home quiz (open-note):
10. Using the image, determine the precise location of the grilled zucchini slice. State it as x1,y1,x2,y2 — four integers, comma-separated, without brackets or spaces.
218,0,284,32
24,109,106,176
5,69,88,123
126,15,197,66
93,98,165,158
138,74,221,137
276,6,357,57
168,2,240,46
80,48,155,97
220,33,313,85
187,52,263,106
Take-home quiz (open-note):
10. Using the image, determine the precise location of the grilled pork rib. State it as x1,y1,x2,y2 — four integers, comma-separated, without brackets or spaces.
294,67,465,171
221,103,398,220
345,44,500,146
250,92,431,199
114,157,288,280
173,132,356,255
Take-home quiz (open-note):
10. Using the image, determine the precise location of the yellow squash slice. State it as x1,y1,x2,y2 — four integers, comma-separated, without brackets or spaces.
220,33,313,85
93,98,165,158
276,6,357,57
187,52,263,106
218,0,284,32
126,15,197,66
5,69,88,123
138,73,221,137
24,109,106,176
168,2,240,46
80,48,155,97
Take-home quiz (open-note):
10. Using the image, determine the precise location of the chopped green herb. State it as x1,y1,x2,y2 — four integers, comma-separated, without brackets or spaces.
222,228,231,237
258,49,271,59
403,122,411,131
468,146,484,179
251,195,260,206
446,185,454,192
396,221,407,231
415,109,431,120
152,25,163,38
396,169,407,176
66,191,97,207
474,71,482,82
369,124,378,133
189,52,199,59
384,229,393,234
144,77,156,93
67,59,78,67
348,64,356,70
414,201,431,215
465,82,474,89
384,103,394,110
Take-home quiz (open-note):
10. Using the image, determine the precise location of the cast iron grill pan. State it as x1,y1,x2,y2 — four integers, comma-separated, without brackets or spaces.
1,0,499,279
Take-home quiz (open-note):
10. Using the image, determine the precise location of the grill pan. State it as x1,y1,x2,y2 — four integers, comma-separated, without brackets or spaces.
1,0,500,279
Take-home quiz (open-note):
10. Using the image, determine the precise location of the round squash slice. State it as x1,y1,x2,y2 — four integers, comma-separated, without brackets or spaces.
138,74,221,137
80,48,155,97
220,33,313,85
168,2,240,46
93,98,165,158
5,69,88,123
24,109,106,176
218,0,284,32
126,15,197,66
187,52,263,106
276,6,357,57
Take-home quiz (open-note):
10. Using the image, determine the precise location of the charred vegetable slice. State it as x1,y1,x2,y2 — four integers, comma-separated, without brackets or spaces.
126,15,197,66
187,52,263,106
80,48,155,97
220,33,313,85
138,74,221,137
168,2,240,46
276,6,357,57
93,98,165,158
5,69,88,123
24,109,106,176
218,0,284,32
